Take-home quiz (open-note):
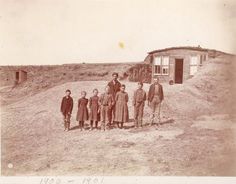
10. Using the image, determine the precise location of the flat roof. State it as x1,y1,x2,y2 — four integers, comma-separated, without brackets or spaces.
148,46,208,54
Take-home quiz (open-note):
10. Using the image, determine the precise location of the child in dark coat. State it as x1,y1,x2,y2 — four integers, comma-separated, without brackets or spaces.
76,91,89,131
89,89,100,130
60,89,73,131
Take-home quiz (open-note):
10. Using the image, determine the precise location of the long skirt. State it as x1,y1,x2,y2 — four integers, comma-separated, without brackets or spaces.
114,102,129,122
76,107,88,121
90,106,100,121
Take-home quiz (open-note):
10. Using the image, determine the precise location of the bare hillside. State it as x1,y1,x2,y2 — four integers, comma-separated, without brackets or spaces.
0,62,137,105
1,54,236,176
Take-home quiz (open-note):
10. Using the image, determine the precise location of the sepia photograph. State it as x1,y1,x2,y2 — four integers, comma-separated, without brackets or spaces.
0,0,236,181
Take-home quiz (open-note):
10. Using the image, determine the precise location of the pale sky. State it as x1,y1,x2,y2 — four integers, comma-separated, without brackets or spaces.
0,0,235,65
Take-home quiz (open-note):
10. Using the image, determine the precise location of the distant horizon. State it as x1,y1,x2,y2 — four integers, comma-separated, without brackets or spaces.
1,0,235,65
0,45,234,66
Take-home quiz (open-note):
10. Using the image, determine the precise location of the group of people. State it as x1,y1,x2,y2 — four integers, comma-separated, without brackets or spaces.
60,72,164,132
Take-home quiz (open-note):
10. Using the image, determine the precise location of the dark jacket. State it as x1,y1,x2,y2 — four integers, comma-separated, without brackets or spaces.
61,96,73,115
107,80,121,99
133,89,146,106
148,83,164,102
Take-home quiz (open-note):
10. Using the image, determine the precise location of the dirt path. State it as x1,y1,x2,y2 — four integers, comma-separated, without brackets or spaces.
1,55,236,175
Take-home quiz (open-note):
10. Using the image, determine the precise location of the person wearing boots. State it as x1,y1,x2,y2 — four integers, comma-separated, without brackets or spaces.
60,89,73,131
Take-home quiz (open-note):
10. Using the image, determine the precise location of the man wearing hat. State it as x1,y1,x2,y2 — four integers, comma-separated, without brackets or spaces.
147,76,164,127
107,72,121,127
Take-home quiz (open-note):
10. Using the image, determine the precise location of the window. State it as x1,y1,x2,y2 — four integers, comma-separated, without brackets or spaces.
162,56,169,65
153,56,161,75
162,66,169,74
190,56,198,65
190,56,198,75
154,56,161,65
153,56,169,75
200,55,203,65
16,72,19,80
162,56,169,75
154,65,161,74
202,54,207,62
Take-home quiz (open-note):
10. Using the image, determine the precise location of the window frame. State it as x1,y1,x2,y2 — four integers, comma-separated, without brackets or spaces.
153,56,162,75
153,56,170,76
161,56,169,75
154,65,161,75
200,55,203,65
190,55,199,76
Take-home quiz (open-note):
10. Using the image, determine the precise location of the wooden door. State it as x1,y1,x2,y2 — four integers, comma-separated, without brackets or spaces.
175,59,183,84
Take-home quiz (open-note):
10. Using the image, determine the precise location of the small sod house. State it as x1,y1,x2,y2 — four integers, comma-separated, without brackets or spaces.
15,70,27,84
144,46,209,84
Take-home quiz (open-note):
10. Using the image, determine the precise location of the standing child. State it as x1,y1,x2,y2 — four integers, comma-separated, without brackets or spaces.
89,89,100,130
61,89,73,131
99,86,113,131
114,84,129,129
133,82,146,128
76,91,89,131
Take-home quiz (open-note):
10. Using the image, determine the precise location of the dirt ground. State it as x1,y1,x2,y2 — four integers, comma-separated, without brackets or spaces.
1,55,236,176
